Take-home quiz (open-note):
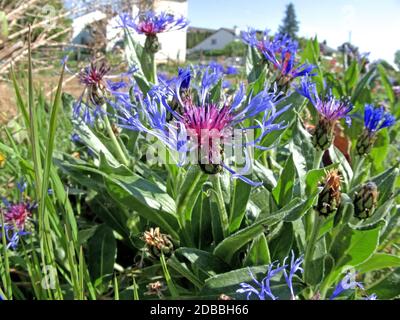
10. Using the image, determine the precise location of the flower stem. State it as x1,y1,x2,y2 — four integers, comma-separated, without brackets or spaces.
103,114,130,166
313,149,324,169
305,149,325,240
350,155,365,189
303,212,323,285
211,174,229,238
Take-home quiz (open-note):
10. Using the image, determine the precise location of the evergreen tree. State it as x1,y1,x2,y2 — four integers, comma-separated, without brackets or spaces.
395,50,400,70
278,3,299,38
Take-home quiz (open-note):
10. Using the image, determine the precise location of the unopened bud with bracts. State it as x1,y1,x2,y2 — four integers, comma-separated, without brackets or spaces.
353,182,379,219
356,104,395,156
355,129,376,156
315,169,342,217
312,117,335,151
143,227,174,259
145,35,161,54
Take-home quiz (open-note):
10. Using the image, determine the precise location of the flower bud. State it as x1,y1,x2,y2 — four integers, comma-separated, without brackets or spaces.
353,182,378,219
312,118,334,151
315,169,342,217
145,35,161,54
356,129,377,156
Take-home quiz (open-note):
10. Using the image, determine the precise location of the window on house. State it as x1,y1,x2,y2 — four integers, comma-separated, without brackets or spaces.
211,39,217,45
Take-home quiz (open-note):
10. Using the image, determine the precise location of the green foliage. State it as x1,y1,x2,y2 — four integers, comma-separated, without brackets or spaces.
0,12,399,302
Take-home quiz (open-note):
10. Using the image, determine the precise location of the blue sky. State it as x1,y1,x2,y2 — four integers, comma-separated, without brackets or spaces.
188,0,400,65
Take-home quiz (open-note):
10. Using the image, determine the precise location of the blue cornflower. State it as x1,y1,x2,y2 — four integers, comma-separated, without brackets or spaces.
364,293,378,300
237,263,287,300
1,224,30,250
243,28,315,85
297,76,353,150
1,183,35,250
71,133,81,143
66,60,133,125
363,104,395,133
283,251,304,300
330,271,364,300
115,66,289,186
298,76,353,125
118,11,188,36
225,66,238,75
356,104,396,155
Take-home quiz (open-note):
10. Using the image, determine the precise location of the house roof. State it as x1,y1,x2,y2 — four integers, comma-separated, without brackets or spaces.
187,26,217,33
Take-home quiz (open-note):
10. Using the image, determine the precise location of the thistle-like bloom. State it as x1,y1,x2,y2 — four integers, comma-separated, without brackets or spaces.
237,263,287,300
283,251,304,300
243,28,315,90
298,76,353,150
1,183,35,250
118,11,188,36
356,104,396,155
330,272,364,300
116,66,289,186
67,60,133,125
364,104,396,133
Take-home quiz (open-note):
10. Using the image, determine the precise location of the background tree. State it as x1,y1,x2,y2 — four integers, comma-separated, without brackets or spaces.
395,50,400,70
278,3,299,38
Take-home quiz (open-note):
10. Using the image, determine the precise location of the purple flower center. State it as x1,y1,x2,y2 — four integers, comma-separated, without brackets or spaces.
316,97,352,122
183,103,233,137
182,103,233,163
3,204,31,229
138,21,163,36
78,63,110,86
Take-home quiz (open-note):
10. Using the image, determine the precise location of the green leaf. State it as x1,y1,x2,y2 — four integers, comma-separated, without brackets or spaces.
357,253,400,274
272,154,296,207
370,130,390,172
344,60,359,95
351,66,376,103
370,167,399,205
269,222,293,262
213,204,292,264
167,255,204,289
201,266,303,299
176,167,208,228
377,64,395,106
105,175,179,238
328,146,353,190
88,224,116,289
253,161,277,192
175,248,230,277
229,179,252,233
366,267,400,299
0,11,8,37
72,118,119,166
244,233,271,266
327,224,381,286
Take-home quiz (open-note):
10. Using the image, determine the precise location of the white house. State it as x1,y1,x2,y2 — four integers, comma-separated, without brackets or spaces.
72,0,188,63
188,27,240,54
72,10,107,45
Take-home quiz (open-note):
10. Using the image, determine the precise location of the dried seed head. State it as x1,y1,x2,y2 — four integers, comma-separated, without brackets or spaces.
315,169,342,217
144,281,166,297
143,227,174,258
